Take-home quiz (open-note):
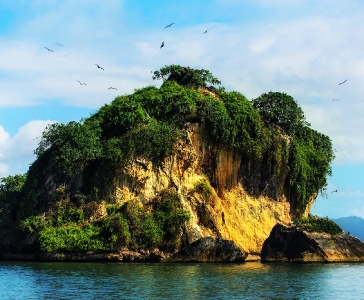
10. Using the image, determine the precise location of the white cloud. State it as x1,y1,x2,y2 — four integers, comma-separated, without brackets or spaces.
1,0,364,170
0,163,10,178
347,206,364,219
0,120,55,177
249,37,276,53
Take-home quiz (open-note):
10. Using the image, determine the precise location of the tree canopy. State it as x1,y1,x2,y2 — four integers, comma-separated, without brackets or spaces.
252,91,310,135
152,65,221,88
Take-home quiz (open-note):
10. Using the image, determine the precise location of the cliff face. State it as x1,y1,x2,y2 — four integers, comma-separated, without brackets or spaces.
94,123,292,257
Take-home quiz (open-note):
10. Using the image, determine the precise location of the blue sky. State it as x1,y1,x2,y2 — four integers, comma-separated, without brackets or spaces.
1,0,364,218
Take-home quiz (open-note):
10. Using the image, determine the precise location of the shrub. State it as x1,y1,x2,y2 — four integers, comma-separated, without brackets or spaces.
38,223,105,252
193,180,213,202
101,214,131,249
153,191,190,250
294,214,343,235
21,215,49,234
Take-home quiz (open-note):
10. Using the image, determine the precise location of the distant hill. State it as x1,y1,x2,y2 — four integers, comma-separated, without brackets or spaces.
332,216,364,241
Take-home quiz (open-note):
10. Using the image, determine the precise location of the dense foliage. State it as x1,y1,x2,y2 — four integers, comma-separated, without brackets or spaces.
152,64,221,88
0,174,27,240
294,214,343,235
0,65,335,251
252,91,334,213
21,191,189,252
252,91,310,135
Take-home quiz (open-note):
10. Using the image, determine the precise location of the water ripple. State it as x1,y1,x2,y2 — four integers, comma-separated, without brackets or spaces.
1,262,364,299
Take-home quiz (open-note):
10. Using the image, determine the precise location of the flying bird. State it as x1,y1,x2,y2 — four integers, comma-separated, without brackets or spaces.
160,41,165,49
77,80,87,85
164,23,174,28
44,47,54,52
203,30,208,34
332,99,340,101
55,43,64,47
108,87,117,90
338,79,348,85
331,190,338,193
95,64,104,70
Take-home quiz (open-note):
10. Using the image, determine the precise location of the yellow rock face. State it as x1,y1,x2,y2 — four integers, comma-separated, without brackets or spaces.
106,123,294,256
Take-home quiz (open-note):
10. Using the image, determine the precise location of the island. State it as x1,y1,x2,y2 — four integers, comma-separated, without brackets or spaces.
1,65,363,262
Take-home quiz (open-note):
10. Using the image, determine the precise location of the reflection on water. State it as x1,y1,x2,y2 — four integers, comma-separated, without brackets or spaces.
1,261,364,299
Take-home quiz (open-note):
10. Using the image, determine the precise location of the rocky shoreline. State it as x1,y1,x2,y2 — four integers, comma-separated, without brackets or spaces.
0,237,246,263
3,228,364,263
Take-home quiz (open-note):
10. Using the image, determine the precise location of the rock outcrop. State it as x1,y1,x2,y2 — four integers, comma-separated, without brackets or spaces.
261,223,364,262
0,238,245,263
169,237,246,262
0,246,168,262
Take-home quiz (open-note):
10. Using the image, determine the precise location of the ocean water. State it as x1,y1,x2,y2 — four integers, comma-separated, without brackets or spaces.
0,261,364,299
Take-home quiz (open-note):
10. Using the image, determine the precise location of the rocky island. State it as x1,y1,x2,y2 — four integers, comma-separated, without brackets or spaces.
1,65,363,262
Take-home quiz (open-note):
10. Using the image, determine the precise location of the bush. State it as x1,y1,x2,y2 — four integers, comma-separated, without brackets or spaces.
193,180,213,202
153,191,190,250
101,214,131,249
121,201,164,249
38,223,106,252
0,175,26,234
294,214,343,235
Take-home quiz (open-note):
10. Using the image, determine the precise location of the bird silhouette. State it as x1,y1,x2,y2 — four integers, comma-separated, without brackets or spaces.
332,99,340,101
164,23,174,28
160,41,165,49
331,189,338,193
44,47,54,52
203,30,208,34
55,43,64,47
95,64,104,70
338,79,348,85
108,87,117,90
77,80,87,85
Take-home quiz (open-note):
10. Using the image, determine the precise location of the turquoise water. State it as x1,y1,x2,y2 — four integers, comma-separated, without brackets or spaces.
1,262,364,299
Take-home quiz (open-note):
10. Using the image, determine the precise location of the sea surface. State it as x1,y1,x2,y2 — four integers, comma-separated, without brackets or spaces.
0,261,364,299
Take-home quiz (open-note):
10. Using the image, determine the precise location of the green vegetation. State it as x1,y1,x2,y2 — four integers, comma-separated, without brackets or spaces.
253,92,334,213
19,191,189,252
252,91,310,136
0,174,27,241
294,214,343,235
0,64,335,252
152,64,221,88
192,179,213,203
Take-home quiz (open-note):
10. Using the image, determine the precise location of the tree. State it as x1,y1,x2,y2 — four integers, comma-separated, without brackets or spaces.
252,91,310,135
0,174,27,237
35,121,102,176
152,65,221,88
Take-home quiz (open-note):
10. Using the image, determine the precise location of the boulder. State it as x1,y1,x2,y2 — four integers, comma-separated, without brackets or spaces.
169,237,246,262
261,223,364,262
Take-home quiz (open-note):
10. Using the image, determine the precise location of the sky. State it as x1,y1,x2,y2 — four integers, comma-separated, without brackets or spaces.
0,0,364,219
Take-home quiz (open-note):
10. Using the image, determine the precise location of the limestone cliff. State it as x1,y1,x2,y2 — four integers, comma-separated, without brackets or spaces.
96,123,292,258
